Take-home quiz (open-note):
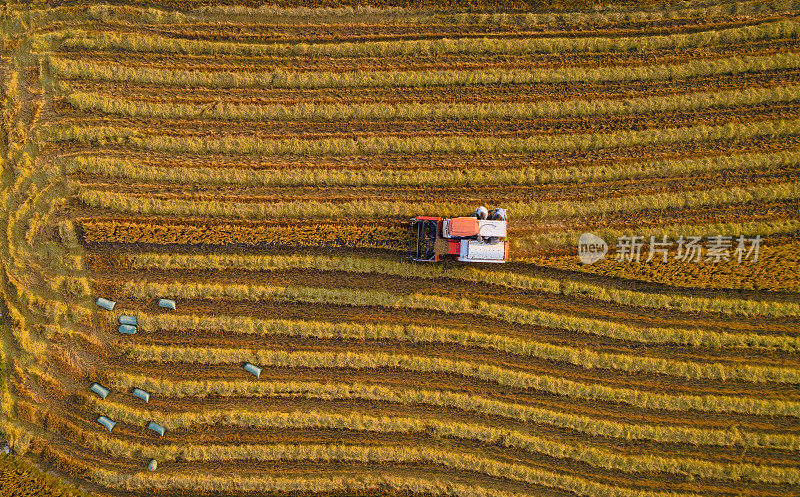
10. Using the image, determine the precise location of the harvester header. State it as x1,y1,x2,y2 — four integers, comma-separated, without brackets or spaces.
409,207,509,263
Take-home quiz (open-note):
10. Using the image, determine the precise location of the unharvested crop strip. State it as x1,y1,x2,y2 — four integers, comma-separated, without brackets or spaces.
76,180,800,220
79,217,405,249
107,372,800,450
64,149,800,189
46,51,800,89
514,218,800,250
52,20,800,57
82,398,800,484
120,253,800,317
125,343,800,417
62,84,800,122
118,280,800,351
129,312,800,383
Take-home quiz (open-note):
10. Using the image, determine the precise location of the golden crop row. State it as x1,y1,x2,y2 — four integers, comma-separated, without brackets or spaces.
46,117,800,157
80,218,405,249
86,1,794,28
516,219,800,251
64,149,800,189
119,280,800,351
51,19,799,58
46,50,800,89
16,395,726,497
90,468,655,497
63,83,800,122
126,343,800,417
84,397,800,484
33,412,733,497
121,252,800,317
76,180,800,221
6,409,537,497
131,312,800,383
63,0,688,13
108,371,800,450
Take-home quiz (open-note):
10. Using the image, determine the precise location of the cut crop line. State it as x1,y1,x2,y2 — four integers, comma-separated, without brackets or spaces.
75,180,800,221
90,465,686,497
60,84,800,122
44,117,800,157
50,20,800,57
125,343,800,418
63,149,800,189
85,398,800,484
88,1,799,28
120,253,800,318
103,372,800,451
46,51,800,89
117,280,800,351
125,312,800,383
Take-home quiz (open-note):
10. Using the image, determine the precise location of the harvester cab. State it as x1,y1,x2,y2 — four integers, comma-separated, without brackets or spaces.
409,206,509,263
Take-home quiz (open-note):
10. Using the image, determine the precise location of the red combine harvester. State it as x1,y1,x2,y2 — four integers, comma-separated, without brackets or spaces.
409,206,508,263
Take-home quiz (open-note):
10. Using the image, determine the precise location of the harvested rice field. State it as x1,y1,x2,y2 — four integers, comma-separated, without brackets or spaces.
1,1,799,496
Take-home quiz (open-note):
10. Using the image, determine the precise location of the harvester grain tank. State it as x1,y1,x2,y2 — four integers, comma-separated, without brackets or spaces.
409,206,509,263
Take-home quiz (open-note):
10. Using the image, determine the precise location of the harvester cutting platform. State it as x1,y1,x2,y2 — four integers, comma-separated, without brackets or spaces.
409,206,509,263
